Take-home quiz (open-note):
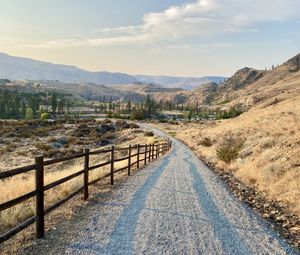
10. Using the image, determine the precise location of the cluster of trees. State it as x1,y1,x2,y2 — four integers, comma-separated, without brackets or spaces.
215,107,243,120
181,107,243,121
104,95,158,120
0,89,73,120
98,94,243,121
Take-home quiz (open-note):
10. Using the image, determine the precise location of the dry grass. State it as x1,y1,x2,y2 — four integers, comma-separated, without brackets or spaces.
0,125,162,236
153,95,300,217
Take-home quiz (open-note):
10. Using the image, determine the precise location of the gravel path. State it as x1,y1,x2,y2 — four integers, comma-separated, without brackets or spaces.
25,125,298,255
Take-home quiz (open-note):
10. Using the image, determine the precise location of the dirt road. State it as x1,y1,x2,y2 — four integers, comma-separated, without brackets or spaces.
24,126,298,255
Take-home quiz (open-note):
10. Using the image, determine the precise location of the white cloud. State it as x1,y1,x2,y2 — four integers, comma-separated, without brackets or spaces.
27,0,300,48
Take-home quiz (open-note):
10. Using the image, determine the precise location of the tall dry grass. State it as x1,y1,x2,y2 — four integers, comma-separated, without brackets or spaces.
0,132,160,235
154,96,300,217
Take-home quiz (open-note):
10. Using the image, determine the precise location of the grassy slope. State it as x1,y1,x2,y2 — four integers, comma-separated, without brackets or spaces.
155,69,300,218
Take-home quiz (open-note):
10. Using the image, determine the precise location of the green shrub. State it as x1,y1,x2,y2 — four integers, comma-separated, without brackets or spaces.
216,133,244,163
106,111,113,118
168,131,177,137
216,107,243,120
112,112,121,118
130,110,145,120
40,112,50,120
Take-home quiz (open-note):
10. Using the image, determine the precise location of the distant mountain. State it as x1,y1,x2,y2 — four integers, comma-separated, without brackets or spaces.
0,52,137,84
135,75,227,90
0,52,226,90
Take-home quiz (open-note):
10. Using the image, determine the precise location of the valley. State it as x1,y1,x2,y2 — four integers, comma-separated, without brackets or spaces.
0,52,300,253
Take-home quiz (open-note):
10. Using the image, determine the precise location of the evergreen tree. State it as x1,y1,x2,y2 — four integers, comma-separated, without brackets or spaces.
51,93,58,114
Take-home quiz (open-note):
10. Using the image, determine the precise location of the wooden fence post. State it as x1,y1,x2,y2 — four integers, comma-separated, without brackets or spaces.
137,144,140,169
128,145,131,176
110,145,115,185
152,144,154,160
35,156,45,239
159,144,161,157
84,148,89,200
148,144,151,162
144,144,147,165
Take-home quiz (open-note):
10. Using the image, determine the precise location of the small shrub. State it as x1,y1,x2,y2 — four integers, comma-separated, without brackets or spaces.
168,131,177,137
102,131,116,140
47,137,57,143
44,148,60,158
34,142,52,151
4,143,17,153
216,133,244,163
40,112,50,120
199,137,213,147
129,123,139,129
103,119,112,124
115,120,130,129
144,131,154,137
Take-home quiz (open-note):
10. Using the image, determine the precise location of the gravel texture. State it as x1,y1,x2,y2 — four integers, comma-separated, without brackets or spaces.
23,125,299,255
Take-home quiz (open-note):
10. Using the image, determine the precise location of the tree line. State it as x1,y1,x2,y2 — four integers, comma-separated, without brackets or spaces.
0,89,74,120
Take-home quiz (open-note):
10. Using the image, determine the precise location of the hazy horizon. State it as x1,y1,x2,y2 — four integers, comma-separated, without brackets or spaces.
0,0,299,77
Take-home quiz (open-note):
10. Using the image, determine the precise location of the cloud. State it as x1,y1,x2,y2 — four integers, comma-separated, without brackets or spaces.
27,0,300,48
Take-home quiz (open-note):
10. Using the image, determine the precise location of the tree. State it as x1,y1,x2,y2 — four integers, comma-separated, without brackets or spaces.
130,109,145,120
126,100,132,113
58,99,64,114
25,108,34,120
51,93,58,114
0,101,6,118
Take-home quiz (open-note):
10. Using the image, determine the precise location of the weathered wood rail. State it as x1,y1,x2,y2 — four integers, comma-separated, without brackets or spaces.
0,140,172,243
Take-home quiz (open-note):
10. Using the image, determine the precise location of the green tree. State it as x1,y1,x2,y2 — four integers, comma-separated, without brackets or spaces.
25,108,34,120
126,100,132,113
51,93,58,114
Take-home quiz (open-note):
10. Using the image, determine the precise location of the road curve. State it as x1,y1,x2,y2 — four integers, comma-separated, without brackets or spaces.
25,125,298,255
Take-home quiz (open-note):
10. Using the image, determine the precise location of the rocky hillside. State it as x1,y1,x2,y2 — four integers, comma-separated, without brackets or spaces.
150,53,300,110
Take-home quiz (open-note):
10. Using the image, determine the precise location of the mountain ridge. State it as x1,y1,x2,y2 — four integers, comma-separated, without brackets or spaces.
0,52,226,89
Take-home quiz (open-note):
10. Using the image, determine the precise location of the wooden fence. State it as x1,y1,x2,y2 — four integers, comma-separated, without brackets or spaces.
0,140,172,243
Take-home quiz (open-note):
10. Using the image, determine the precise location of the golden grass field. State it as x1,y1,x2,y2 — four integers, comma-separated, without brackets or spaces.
0,124,161,252
154,95,300,217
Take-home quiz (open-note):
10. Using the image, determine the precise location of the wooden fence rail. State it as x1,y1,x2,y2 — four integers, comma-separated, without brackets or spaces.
0,140,172,243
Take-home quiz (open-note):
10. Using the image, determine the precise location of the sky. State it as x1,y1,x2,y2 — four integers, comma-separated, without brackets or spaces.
0,0,299,77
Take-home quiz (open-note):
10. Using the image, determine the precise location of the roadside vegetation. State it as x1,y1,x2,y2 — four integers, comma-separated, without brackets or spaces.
153,96,300,219
0,118,162,253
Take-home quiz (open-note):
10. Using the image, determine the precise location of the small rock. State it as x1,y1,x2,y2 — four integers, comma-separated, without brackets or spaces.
263,213,270,219
276,216,285,222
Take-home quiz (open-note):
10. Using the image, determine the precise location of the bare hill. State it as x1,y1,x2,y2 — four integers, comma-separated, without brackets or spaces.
0,52,137,84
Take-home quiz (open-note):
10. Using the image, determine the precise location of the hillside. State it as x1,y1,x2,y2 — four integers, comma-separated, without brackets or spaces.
0,52,137,85
153,53,300,227
0,80,147,103
0,52,226,90
135,75,226,90
151,53,300,110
